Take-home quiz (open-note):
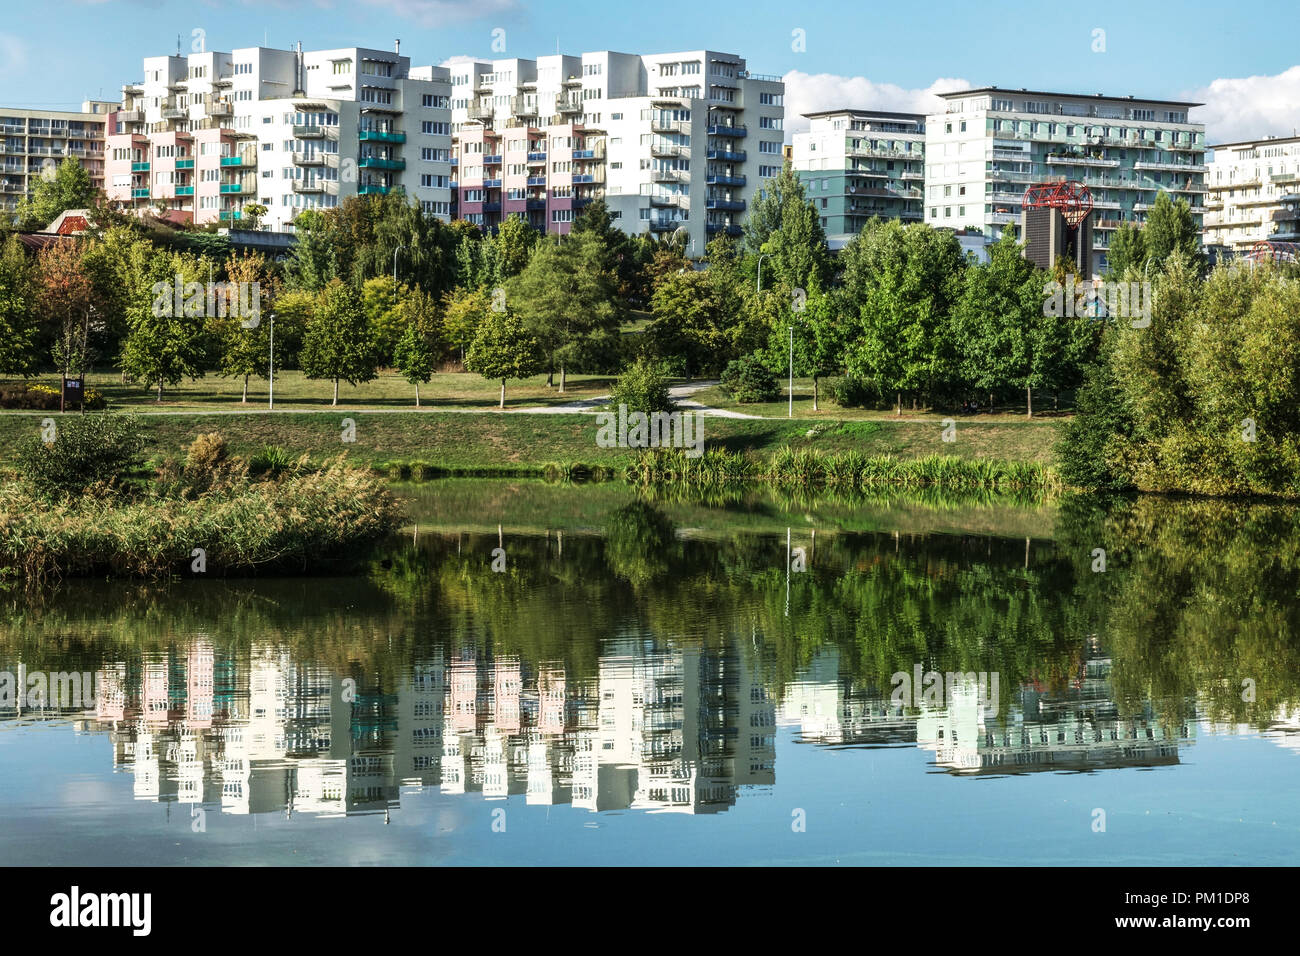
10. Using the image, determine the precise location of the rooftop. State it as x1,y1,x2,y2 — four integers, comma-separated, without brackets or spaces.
940,86,1202,109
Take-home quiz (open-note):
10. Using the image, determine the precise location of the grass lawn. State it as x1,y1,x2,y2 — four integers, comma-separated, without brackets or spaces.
18,369,619,411
0,406,1064,475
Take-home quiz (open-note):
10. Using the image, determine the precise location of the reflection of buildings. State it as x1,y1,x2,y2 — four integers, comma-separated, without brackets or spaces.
1,637,776,820
779,647,1196,774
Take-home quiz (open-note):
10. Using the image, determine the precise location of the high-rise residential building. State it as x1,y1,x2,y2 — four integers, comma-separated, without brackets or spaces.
790,108,925,247
106,43,452,231
1204,134,1300,252
443,49,784,255
0,101,116,218
925,87,1207,273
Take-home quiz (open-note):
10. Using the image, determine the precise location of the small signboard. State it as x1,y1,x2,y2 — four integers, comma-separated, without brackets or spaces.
63,377,83,411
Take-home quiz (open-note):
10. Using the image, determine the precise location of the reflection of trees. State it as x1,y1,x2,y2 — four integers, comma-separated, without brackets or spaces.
4,496,1300,728
1056,494,1300,726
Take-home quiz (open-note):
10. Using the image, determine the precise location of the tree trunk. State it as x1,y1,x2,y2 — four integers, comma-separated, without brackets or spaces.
1026,386,1033,418
499,379,506,409
988,392,994,413
415,383,420,408
812,375,819,412
333,378,339,406
242,375,249,403
157,380,163,402
559,365,566,394
896,391,902,417
547,368,554,387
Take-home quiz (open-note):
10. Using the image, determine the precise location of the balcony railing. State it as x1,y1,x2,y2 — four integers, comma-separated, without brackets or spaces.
218,210,241,221
358,129,405,144
293,125,326,138
131,161,150,172
707,124,747,137
357,184,389,195
175,185,194,196
175,159,194,169
359,157,405,171
293,152,325,166
219,156,247,167
706,149,746,162
131,188,149,198
706,174,745,187
292,181,324,193
219,183,242,194
527,152,547,163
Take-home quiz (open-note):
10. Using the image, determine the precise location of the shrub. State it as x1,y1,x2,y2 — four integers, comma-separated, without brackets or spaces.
720,354,779,404
609,358,673,414
185,432,228,474
249,445,296,477
0,383,108,411
15,414,145,500
831,376,885,409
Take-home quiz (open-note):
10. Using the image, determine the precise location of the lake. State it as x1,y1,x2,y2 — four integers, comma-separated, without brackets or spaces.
2,481,1298,866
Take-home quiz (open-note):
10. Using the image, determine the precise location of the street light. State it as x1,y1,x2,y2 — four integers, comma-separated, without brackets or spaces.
393,244,405,282
756,253,771,294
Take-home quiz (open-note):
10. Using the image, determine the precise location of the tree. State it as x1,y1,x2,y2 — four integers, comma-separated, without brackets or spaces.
0,236,38,376
283,209,338,291
508,231,621,391
17,157,98,229
360,275,406,366
299,280,378,405
1144,192,1202,268
646,267,729,379
774,288,845,411
392,289,440,407
465,310,545,409
241,202,268,230
38,241,97,391
488,214,541,283
441,286,494,365
1106,222,1147,278
119,253,209,401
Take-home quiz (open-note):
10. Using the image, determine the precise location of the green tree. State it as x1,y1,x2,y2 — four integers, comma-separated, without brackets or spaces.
0,236,38,376
1144,192,1202,268
508,231,621,391
392,289,440,406
360,275,406,366
441,286,494,365
299,280,378,405
464,310,545,409
17,157,98,229
119,254,210,401
1106,222,1147,278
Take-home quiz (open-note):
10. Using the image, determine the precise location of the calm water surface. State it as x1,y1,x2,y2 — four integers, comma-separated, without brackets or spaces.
2,483,1298,865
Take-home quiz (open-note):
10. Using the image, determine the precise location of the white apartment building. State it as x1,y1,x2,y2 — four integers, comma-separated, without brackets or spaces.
791,109,926,248
1205,134,1300,252
107,43,452,231
926,87,1207,273
0,101,116,218
443,49,785,255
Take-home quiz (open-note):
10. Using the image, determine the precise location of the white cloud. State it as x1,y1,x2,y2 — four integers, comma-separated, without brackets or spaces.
781,70,972,139
1184,65,1300,146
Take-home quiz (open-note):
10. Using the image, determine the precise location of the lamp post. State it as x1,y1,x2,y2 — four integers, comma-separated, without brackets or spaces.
241,310,275,410
393,244,404,282
756,253,771,294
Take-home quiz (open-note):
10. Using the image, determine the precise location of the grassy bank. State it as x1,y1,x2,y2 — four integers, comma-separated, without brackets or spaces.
0,410,1064,477
0,460,403,580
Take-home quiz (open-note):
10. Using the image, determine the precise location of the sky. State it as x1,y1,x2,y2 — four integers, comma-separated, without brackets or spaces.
2,0,1299,145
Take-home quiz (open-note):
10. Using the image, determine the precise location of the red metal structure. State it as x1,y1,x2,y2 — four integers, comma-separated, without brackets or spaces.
1022,179,1093,227
1247,240,1300,263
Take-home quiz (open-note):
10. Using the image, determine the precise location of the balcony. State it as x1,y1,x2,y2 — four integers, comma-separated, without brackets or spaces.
218,210,241,221
705,223,744,237
1047,153,1121,168
208,100,233,118
175,159,195,169
483,178,502,187
526,198,546,210
527,152,547,163
483,154,503,165
161,105,188,120
131,161,150,172
653,169,689,184
131,188,149,198
572,149,601,159
651,143,686,158
359,156,406,171
1134,160,1207,174
706,149,746,163
706,198,745,211
117,110,143,123
482,202,502,213
526,176,546,186
706,174,745,187
219,183,242,194
293,125,326,138
649,219,681,233
357,184,389,196
292,181,324,193
175,186,194,196
555,96,583,113
651,118,690,134
219,156,247,167
707,124,747,137
293,152,325,166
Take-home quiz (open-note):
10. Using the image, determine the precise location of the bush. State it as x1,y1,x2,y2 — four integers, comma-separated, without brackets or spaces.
720,354,779,404
0,383,106,411
608,358,673,414
185,432,228,474
831,376,886,409
15,414,145,500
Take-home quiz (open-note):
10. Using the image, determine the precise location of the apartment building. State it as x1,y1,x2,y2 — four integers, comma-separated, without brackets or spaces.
0,101,116,218
790,108,925,247
106,43,452,231
444,49,785,255
1205,134,1300,251
925,87,1207,273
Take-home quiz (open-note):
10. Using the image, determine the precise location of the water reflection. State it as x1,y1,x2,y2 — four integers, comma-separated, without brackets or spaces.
2,491,1300,846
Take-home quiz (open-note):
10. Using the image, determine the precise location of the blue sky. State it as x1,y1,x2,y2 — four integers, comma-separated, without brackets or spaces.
4,0,1298,142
